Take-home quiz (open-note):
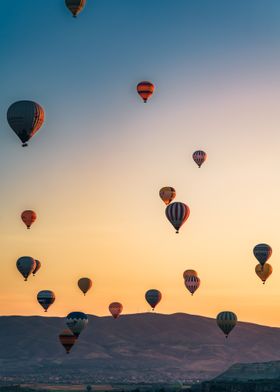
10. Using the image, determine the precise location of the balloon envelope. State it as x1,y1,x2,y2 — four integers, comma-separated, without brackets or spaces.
33,259,41,276
16,256,36,281
37,290,55,312
109,302,123,319
65,0,86,17
7,101,44,146
78,278,92,295
137,81,154,103
66,312,88,337
193,150,207,168
253,244,272,266
216,311,237,338
165,202,190,233
255,263,273,284
21,210,37,229
183,269,198,280
145,289,162,310
159,187,176,205
59,329,76,354
184,276,200,295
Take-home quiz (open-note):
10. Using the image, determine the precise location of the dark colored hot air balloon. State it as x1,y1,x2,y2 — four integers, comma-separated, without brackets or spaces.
37,290,55,312
66,312,88,338
59,329,76,354
7,101,44,147
109,302,123,319
65,0,86,17
165,202,190,233
193,150,207,168
255,263,273,284
183,269,198,280
145,289,162,310
159,187,176,205
216,311,237,338
16,256,36,281
184,275,200,295
21,210,37,229
33,259,41,276
137,81,154,103
253,244,272,267
78,278,92,295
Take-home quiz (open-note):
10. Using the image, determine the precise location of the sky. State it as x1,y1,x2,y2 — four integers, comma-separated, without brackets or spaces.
1,0,280,326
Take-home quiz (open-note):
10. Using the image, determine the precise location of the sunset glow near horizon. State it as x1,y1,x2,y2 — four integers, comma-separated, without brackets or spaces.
1,0,280,326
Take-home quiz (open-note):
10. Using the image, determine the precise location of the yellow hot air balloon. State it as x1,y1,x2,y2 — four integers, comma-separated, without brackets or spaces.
183,269,198,280
159,187,176,205
255,263,273,284
78,277,92,295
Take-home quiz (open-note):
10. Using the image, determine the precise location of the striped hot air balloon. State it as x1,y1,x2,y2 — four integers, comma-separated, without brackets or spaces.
216,311,237,338
184,275,200,296
165,202,190,233
59,329,76,354
7,101,44,147
193,150,207,168
137,81,154,103
159,187,176,205
37,290,55,312
109,302,123,319
253,244,272,267
145,289,162,311
65,0,86,17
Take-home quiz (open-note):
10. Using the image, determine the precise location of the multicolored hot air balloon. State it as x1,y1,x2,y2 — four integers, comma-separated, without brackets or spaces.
183,269,198,280
184,275,200,296
137,81,154,103
65,0,86,18
159,187,176,205
16,256,36,281
21,210,37,229
7,101,44,147
253,243,272,267
109,302,123,319
145,289,162,311
165,202,190,233
59,329,76,354
255,263,273,284
216,311,237,338
78,278,92,296
37,290,55,312
193,150,207,168
33,259,41,276
66,312,88,338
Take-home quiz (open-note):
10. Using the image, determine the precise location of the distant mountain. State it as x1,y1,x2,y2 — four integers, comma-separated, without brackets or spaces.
2,313,280,383
215,360,280,381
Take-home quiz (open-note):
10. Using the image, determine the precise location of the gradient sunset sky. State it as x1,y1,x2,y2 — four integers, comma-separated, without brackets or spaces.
1,0,280,326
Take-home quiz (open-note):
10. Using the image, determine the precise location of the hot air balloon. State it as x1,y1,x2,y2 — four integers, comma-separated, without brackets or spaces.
109,302,123,319
183,269,198,280
59,329,76,354
7,101,44,147
65,0,86,17
78,278,92,296
165,202,190,233
66,312,88,338
193,150,207,168
216,311,237,338
33,259,41,276
137,81,154,103
253,244,272,267
159,187,176,205
21,210,37,229
145,289,162,310
16,256,36,281
37,290,55,312
184,275,200,296
255,263,273,284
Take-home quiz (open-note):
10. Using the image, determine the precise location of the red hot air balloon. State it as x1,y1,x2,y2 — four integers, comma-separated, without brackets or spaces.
145,289,162,311
33,259,41,276
137,81,154,103
193,150,207,168
21,210,37,229
59,329,76,354
65,0,86,18
165,202,190,233
184,275,200,295
109,302,123,319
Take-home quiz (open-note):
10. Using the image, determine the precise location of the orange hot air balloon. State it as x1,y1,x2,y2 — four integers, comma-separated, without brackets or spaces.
78,278,92,295
65,0,86,18
59,329,76,354
184,275,200,295
159,187,176,205
137,81,154,103
21,210,37,229
183,269,198,280
109,302,123,319
255,263,273,284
